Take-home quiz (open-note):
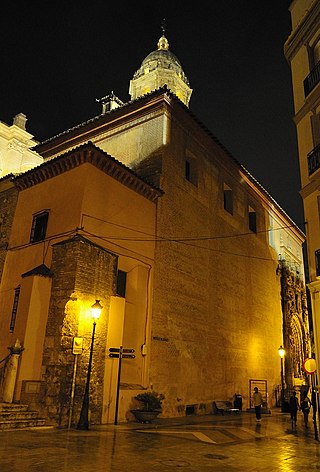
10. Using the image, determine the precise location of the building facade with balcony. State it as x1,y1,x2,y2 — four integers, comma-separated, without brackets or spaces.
0,31,311,425
284,0,320,371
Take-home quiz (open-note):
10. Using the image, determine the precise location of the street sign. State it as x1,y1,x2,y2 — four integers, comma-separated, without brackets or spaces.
108,346,136,426
303,358,317,374
72,337,83,355
108,347,135,359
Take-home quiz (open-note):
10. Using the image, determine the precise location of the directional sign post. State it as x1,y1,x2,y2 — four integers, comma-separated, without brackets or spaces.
108,346,135,425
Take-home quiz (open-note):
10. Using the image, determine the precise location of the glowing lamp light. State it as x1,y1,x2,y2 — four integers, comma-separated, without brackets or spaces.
278,346,285,358
91,300,103,320
77,299,103,430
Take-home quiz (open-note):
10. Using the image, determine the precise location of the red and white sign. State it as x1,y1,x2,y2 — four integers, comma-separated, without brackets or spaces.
302,358,317,375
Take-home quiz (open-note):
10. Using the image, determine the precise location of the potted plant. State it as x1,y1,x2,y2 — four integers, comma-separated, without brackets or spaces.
131,390,165,423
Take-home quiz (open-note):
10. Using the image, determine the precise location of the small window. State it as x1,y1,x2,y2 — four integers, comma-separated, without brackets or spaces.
315,249,320,277
9,285,21,332
223,184,233,214
185,158,198,186
116,270,127,298
249,207,257,233
30,211,49,243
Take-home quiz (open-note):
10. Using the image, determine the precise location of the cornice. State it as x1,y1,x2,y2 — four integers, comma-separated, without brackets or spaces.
293,83,320,124
284,1,320,62
33,87,174,158
30,88,303,237
13,141,163,202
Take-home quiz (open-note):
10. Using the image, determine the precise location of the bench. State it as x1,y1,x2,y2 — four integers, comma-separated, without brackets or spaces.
213,401,240,415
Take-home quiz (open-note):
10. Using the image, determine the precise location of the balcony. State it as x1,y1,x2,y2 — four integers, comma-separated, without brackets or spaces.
304,61,320,97
308,144,320,176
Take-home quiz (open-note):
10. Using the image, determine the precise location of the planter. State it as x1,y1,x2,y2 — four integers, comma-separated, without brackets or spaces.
131,409,161,423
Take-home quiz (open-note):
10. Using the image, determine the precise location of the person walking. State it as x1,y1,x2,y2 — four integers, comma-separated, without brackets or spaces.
300,391,311,428
289,390,300,431
253,387,263,422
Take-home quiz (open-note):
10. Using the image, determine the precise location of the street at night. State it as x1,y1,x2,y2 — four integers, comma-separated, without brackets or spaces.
1,412,319,471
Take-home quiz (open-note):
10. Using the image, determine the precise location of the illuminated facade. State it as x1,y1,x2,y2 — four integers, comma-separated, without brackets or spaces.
0,31,311,425
0,113,43,176
284,1,320,372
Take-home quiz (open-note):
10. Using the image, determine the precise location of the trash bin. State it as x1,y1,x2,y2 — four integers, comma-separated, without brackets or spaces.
234,394,242,411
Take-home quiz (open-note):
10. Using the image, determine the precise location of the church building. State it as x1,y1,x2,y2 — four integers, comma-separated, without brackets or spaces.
0,30,311,426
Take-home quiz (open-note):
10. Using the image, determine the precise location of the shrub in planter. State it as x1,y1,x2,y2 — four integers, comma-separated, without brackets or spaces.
131,391,165,423
134,391,165,411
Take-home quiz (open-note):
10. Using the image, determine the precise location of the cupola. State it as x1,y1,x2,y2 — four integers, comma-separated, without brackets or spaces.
129,28,192,107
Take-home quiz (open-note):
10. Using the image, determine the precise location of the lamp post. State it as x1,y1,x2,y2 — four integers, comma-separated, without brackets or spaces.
77,300,103,430
278,345,285,412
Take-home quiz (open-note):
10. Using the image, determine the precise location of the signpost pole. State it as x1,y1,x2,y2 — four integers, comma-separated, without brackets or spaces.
114,346,123,425
108,346,135,425
68,354,78,429
68,337,83,429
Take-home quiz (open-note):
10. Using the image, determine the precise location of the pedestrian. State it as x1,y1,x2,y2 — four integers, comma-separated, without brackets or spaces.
253,387,263,422
300,391,311,428
289,390,300,431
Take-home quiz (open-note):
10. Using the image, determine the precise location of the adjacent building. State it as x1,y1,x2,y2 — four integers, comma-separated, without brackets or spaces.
284,0,320,374
0,30,311,425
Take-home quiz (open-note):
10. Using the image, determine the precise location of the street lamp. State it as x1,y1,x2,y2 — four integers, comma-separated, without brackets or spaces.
77,300,103,430
278,345,285,412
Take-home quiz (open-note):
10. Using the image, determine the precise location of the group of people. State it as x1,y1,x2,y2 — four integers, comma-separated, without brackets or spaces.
289,390,312,431
252,386,312,431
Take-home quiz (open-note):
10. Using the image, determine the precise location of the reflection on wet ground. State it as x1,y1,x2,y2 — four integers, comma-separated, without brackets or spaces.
0,412,319,471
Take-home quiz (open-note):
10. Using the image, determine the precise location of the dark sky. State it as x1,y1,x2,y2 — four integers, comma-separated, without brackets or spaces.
1,1,303,229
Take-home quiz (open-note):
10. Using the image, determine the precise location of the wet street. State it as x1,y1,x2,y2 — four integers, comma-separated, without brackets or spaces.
0,411,319,471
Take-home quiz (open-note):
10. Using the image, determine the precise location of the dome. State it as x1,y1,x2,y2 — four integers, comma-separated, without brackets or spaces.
133,35,190,87
129,33,192,107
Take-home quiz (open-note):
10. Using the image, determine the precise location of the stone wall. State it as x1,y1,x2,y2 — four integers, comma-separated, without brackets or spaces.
42,235,117,426
149,116,283,415
0,186,19,279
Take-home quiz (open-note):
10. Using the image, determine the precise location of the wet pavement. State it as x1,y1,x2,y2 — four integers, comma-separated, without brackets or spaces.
0,410,319,471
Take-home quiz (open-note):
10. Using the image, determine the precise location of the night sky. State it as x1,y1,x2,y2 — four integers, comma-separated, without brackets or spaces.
1,1,303,229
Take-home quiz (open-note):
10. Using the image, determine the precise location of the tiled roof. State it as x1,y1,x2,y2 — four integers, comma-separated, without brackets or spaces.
31,86,303,236
22,264,53,278
13,141,163,202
